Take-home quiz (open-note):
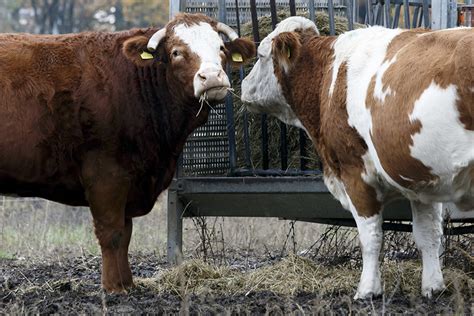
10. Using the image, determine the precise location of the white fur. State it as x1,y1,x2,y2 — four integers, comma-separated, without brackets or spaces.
411,201,445,297
373,56,397,103
174,23,230,99
409,82,474,203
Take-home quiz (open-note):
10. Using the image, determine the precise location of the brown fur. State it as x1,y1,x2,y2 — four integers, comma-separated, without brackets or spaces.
273,34,380,217
367,28,474,188
0,13,254,293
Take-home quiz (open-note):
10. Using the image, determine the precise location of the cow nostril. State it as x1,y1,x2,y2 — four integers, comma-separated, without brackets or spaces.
198,73,207,81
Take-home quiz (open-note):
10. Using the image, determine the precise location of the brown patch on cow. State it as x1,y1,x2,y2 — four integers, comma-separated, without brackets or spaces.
272,32,303,74
453,32,474,130
274,34,381,217
366,28,474,189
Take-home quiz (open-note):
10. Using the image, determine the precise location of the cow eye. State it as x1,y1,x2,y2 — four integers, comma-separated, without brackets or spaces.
172,49,180,57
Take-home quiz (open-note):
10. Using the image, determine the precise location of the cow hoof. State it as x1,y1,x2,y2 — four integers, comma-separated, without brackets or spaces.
103,281,135,294
422,283,446,299
354,289,382,300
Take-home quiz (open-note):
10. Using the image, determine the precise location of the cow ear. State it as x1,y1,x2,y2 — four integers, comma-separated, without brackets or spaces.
123,36,157,67
272,32,302,75
225,37,256,66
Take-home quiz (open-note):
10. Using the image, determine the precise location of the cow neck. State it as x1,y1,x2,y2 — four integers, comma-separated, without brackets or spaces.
133,63,210,166
279,35,337,144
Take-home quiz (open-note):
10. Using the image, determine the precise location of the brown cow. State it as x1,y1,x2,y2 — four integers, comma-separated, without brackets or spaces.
0,13,255,292
242,17,473,299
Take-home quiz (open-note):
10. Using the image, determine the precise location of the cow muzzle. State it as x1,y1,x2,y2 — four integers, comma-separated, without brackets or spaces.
194,66,230,101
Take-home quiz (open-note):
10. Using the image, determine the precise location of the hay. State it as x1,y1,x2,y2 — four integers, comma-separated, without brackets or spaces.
232,12,365,171
136,256,473,299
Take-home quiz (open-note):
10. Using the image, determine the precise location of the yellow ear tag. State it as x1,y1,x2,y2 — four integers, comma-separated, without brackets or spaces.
232,53,243,63
287,47,291,59
140,51,154,60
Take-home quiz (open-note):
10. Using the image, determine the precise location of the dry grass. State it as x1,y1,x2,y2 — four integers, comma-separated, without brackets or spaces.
136,255,473,300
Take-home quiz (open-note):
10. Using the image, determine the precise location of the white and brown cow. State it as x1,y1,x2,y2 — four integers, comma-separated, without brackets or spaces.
241,17,473,299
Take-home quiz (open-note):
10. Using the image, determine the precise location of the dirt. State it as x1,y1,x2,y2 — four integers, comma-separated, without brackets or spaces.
1,252,471,315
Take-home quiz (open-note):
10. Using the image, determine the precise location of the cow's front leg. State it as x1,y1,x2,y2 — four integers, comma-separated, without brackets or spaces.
86,175,133,293
341,171,383,300
411,201,445,298
351,210,383,300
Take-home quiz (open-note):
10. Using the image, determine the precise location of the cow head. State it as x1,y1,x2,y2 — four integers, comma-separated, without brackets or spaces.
241,17,318,128
123,13,255,104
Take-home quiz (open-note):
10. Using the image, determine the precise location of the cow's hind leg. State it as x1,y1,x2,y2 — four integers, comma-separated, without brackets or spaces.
411,201,445,298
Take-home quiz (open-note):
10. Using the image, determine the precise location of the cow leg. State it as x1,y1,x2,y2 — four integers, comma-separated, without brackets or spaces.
351,209,383,300
411,201,445,298
87,178,133,293
338,170,383,300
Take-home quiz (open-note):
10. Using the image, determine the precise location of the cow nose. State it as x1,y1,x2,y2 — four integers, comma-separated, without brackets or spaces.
197,69,225,83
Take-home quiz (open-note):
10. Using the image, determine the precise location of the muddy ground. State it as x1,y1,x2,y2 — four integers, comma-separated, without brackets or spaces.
1,252,472,314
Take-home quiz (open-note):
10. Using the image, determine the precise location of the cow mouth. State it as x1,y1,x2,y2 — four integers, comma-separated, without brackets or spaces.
199,85,230,102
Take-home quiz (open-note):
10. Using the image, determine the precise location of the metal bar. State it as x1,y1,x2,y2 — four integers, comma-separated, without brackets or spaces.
385,0,391,28
232,168,322,177
346,0,354,30
308,0,316,22
367,0,373,25
392,4,401,28
289,0,297,16
280,124,288,170
422,0,430,28
218,0,226,23
224,70,237,173
169,0,185,18
403,0,411,28
269,0,288,171
270,0,278,28
412,5,420,28
234,0,241,37
249,0,268,170
328,0,336,35
299,131,307,170
250,0,260,44
167,189,183,265
261,115,269,170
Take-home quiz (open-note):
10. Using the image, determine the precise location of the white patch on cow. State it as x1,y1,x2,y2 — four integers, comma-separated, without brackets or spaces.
331,27,407,193
174,22,224,65
409,82,474,202
411,201,445,297
174,22,230,99
373,55,397,103
241,17,318,128
360,152,385,202
323,173,350,210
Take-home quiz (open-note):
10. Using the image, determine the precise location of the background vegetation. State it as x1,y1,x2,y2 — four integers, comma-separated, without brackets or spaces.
0,0,168,34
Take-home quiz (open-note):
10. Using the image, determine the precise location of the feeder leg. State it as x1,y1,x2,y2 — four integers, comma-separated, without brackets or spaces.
167,189,183,265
